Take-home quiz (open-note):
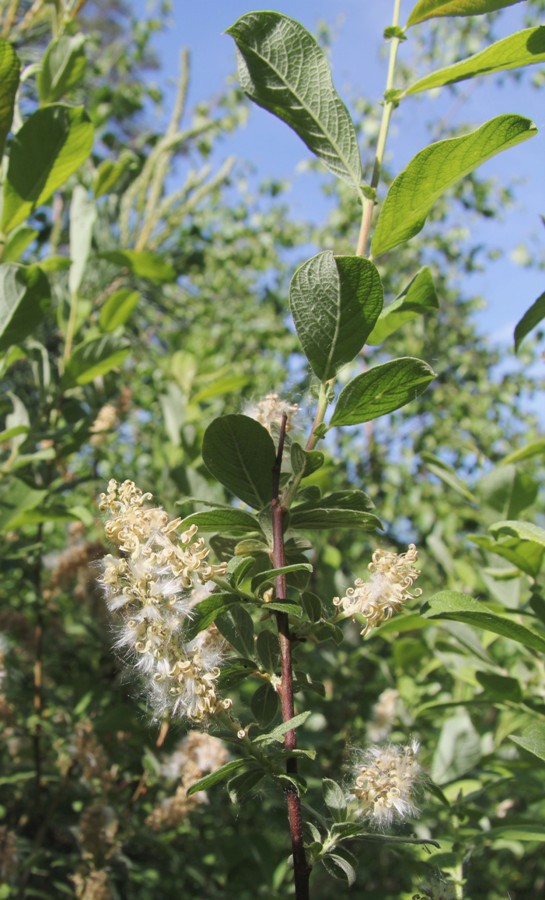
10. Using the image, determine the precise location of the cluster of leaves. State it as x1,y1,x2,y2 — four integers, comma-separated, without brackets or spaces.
1,0,545,897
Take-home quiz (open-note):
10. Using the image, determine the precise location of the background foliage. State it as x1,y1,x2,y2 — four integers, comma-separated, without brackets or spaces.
1,0,545,897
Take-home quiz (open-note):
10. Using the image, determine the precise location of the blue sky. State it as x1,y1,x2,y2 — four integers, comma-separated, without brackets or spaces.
137,0,544,348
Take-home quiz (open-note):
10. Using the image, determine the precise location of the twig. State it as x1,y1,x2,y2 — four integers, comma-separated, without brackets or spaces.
271,413,310,900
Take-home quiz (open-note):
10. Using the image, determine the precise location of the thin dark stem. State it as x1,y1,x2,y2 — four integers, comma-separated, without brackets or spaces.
272,413,310,900
32,525,44,802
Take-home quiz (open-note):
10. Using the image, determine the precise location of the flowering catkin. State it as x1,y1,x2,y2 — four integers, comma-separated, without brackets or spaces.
351,740,422,828
333,544,421,636
98,479,229,723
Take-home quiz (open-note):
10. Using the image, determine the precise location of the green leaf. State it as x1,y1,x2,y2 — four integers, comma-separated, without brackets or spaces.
184,594,240,641
366,267,438,345
289,252,383,380
3,226,38,263
216,605,255,658
502,439,545,465
322,778,347,811
489,520,545,548
469,534,545,578
192,373,250,402
61,335,129,388
69,185,96,296
509,725,545,763
186,759,246,796
256,630,279,672
314,490,375,511
251,681,279,727
202,415,277,510
0,39,20,160
227,555,257,588
0,264,51,351
99,288,139,332
253,710,311,745
0,478,48,531
421,452,478,503
371,115,537,257
93,150,138,198
301,592,322,623
321,850,357,886
475,671,522,701
407,0,523,26
226,12,362,187
99,250,176,283
514,289,545,352
181,508,262,536
422,591,545,654
262,601,304,617
290,507,382,531
227,768,265,803
2,105,94,234
478,465,538,518
406,27,545,95
481,824,545,842
252,563,313,589
37,34,86,103
330,357,435,426
290,442,324,479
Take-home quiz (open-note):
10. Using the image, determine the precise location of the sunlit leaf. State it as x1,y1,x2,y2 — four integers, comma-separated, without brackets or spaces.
290,251,383,380
509,724,545,763
514,289,545,352
0,38,20,159
186,759,246,796
226,12,362,187
61,335,129,388
371,115,537,257
99,288,139,332
367,267,438,344
99,249,176,283
422,591,545,653
407,27,545,95
2,105,94,234
330,357,435,426
407,0,523,27
489,520,545,548
37,34,86,103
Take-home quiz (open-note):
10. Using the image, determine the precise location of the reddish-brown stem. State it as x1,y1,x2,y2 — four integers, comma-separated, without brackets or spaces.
272,414,310,900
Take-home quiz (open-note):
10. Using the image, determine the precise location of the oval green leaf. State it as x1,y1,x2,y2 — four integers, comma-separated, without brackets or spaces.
407,0,523,27
371,115,537,257
0,264,51,351
489,520,545,548
330,357,436,426
366,267,438,345
406,27,545,95
202,415,276,510
181,508,262,535
422,591,545,654
2,105,94,234
226,12,362,188
37,34,86,104
0,38,20,160
290,251,383,381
